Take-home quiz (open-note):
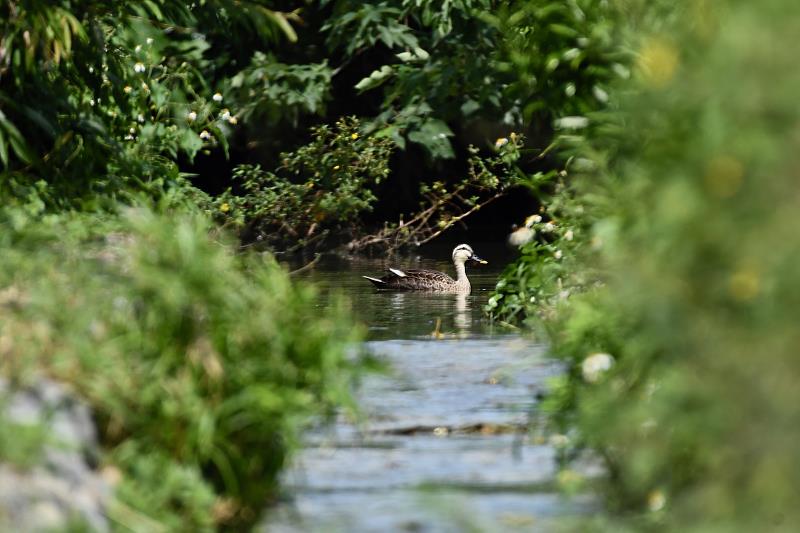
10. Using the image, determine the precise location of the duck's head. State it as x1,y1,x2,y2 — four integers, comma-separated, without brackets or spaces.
452,244,488,265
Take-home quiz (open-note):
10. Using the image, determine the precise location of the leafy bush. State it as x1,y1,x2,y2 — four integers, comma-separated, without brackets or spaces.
323,0,624,159
0,1,298,208
0,209,363,530
496,0,800,530
486,176,595,325
348,136,531,252
213,117,395,250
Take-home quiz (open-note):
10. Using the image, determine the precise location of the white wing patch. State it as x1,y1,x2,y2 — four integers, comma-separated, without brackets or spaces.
389,268,407,277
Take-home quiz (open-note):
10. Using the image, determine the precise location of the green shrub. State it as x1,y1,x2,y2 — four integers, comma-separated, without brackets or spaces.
0,209,363,530
213,117,395,250
0,1,298,209
497,0,800,530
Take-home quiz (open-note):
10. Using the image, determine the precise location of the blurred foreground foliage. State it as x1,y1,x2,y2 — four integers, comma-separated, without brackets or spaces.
0,209,363,530
493,0,800,530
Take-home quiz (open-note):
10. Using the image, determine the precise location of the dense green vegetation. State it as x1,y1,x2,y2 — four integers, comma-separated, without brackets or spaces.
1,0,622,246
0,209,363,529
491,0,800,530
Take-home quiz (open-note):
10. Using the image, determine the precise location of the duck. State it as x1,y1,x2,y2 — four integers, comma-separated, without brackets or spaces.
363,244,487,293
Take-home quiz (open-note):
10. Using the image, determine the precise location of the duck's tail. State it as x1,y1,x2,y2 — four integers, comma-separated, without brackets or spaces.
362,275,387,288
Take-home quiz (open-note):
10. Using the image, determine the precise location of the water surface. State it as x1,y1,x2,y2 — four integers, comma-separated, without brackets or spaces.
263,243,598,532
295,241,511,340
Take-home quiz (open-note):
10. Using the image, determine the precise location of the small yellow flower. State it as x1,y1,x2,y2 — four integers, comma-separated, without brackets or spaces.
648,489,666,512
638,37,679,88
729,267,760,301
495,137,509,149
705,155,744,198
219,202,230,213
350,132,359,140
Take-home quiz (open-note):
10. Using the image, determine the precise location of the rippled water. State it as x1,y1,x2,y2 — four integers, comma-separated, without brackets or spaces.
262,242,599,532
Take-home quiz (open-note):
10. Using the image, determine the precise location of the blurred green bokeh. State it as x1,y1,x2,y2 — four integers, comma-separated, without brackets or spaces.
495,0,800,530
0,210,363,530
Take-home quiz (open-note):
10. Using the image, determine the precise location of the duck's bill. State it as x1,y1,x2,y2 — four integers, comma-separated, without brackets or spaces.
471,255,488,264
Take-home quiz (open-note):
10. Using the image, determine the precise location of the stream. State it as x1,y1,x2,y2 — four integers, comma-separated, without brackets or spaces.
262,243,600,532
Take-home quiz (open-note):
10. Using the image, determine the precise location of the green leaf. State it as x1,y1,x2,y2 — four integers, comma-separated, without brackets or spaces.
179,129,203,159
407,119,454,159
0,129,8,167
461,99,481,117
354,65,394,92
209,125,229,159
266,10,298,43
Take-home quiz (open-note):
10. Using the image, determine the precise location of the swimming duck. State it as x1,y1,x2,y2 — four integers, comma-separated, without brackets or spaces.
363,244,487,293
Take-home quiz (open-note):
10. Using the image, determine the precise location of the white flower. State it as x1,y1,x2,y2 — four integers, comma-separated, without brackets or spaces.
134,45,142,53
494,137,509,149
146,37,154,45
129,127,136,134
89,99,95,106
187,111,197,122
212,92,223,102
648,490,666,512
123,85,132,93
525,214,542,226
134,62,146,73
88,66,94,73
565,229,574,241
124,134,134,140
554,116,589,130
137,114,145,123
220,109,231,121
228,116,238,125
554,249,563,260
507,226,533,247
542,221,556,233
199,130,211,140
581,352,615,383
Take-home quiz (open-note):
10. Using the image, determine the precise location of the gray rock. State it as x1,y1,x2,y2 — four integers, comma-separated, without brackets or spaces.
0,377,110,532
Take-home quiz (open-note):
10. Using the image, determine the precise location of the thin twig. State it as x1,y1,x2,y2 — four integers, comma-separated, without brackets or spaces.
288,253,321,275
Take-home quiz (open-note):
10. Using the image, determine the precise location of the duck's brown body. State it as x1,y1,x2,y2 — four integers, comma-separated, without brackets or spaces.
362,244,486,294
